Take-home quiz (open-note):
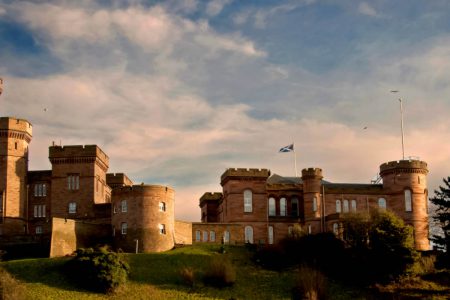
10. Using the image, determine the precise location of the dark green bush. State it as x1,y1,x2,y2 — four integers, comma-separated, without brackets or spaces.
179,267,195,288
66,247,130,293
203,259,236,287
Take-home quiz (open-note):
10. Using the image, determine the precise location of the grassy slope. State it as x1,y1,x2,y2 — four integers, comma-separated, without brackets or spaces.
1,245,301,300
2,245,448,300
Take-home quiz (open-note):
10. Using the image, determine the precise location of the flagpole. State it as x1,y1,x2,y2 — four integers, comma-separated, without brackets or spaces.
293,142,298,177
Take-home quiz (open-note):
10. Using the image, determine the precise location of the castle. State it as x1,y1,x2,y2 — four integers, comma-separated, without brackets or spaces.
0,116,181,255
194,162,430,251
0,115,431,255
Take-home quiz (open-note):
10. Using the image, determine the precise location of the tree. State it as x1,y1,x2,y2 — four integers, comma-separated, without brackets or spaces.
429,177,450,257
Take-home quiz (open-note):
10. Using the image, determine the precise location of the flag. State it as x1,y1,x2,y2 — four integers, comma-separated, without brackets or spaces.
279,144,294,153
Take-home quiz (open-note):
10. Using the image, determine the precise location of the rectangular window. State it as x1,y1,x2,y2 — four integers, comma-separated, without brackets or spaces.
121,223,127,235
121,200,127,212
159,224,166,235
34,184,47,197
313,197,318,212
210,231,215,242
244,190,252,213
34,205,46,218
203,231,208,242
195,230,201,242
113,205,117,214
68,202,77,214
159,202,166,212
35,226,43,234
223,231,230,243
405,190,412,212
67,174,80,190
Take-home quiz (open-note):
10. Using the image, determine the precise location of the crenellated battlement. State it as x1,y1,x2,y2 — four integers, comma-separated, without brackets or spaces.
199,192,222,205
221,168,270,183
301,167,323,179
115,184,174,194
0,117,33,141
106,173,133,188
380,160,428,176
49,145,109,166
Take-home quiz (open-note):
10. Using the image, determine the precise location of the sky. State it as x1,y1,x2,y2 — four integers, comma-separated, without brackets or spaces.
1,0,450,222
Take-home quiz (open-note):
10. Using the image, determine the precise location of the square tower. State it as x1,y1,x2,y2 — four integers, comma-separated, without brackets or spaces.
49,145,111,220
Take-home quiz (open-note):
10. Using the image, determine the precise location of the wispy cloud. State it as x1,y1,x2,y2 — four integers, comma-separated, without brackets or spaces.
358,2,379,17
206,0,232,17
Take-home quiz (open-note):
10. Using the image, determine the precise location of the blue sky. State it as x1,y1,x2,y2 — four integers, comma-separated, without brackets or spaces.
1,0,450,221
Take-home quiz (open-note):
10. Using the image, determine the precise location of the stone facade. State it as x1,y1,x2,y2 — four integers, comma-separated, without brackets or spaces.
199,161,430,250
0,116,178,255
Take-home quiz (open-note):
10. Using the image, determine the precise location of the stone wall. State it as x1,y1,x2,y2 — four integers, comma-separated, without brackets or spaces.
49,217,111,257
174,220,192,245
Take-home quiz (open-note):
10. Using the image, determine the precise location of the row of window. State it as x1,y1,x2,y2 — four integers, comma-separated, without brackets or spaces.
67,174,80,190
195,230,230,242
118,223,166,235
34,205,46,218
34,184,47,197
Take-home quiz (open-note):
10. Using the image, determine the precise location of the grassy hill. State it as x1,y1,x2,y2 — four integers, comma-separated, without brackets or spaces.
0,244,448,299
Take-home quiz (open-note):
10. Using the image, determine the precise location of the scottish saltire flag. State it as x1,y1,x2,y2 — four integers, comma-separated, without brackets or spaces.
279,144,294,152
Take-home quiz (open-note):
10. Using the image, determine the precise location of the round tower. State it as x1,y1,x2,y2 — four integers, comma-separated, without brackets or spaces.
0,117,33,234
379,160,429,250
112,184,175,253
301,168,323,230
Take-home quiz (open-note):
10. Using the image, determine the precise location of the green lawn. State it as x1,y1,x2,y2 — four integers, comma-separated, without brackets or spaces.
0,245,303,300
2,245,448,300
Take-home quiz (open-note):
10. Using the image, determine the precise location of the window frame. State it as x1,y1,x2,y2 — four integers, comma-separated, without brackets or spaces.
268,197,276,216
159,224,166,235
336,200,342,213
405,189,412,212
268,226,274,244
244,189,253,213
121,222,127,235
68,202,77,214
280,197,287,216
121,200,128,213
378,198,387,210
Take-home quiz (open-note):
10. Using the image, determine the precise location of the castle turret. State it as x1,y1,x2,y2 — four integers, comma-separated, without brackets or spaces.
0,117,33,234
111,185,175,252
301,168,323,232
380,160,429,250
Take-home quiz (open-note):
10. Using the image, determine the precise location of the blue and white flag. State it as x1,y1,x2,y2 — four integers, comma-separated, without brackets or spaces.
279,144,294,152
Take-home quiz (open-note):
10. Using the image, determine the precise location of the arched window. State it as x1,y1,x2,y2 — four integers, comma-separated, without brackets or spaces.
245,226,253,244
351,200,357,212
223,231,230,243
210,231,216,242
121,222,127,235
280,198,287,216
195,230,201,242
244,190,252,212
202,231,208,242
336,200,341,213
268,226,274,244
308,225,312,234
68,202,77,214
405,190,412,212
291,197,299,217
268,197,276,216
343,200,349,213
313,197,318,212
333,223,339,235
378,198,386,210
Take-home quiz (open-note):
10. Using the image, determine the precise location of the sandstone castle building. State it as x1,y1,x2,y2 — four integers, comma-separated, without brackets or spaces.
0,115,180,255
195,162,430,251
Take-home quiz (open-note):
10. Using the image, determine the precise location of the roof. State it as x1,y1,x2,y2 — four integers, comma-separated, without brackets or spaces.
267,174,302,185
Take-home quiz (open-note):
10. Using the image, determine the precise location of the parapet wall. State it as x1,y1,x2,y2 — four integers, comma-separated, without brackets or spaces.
301,168,323,179
380,160,428,176
106,173,133,188
0,117,32,141
221,168,270,184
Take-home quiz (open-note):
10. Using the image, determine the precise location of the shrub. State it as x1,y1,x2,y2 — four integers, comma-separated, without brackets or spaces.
203,259,236,287
254,245,289,270
0,268,25,300
293,266,328,300
66,247,130,293
179,267,195,288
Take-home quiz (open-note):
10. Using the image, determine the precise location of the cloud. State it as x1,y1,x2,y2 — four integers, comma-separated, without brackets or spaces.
253,0,315,29
358,2,378,17
0,6,6,16
206,0,232,17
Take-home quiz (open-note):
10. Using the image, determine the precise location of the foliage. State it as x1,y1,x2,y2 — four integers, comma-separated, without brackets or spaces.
0,267,25,300
293,266,328,300
429,177,450,261
179,266,195,288
65,247,130,293
342,212,370,249
202,259,236,287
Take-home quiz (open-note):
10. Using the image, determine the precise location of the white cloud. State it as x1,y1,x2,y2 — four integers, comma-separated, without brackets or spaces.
206,0,232,17
253,0,315,29
358,2,378,17
0,6,6,16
